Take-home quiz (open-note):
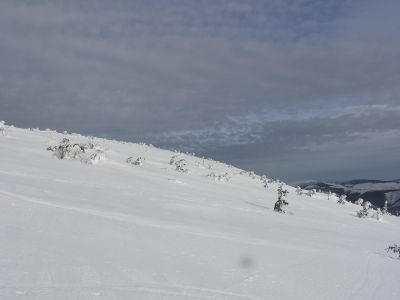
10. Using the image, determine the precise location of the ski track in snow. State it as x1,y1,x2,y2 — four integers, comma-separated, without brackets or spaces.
0,190,287,249
1,282,267,300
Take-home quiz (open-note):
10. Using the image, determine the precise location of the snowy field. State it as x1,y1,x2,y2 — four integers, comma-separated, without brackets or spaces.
0,125,399,300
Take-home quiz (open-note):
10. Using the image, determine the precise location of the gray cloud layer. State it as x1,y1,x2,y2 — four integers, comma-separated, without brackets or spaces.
0,0,399,181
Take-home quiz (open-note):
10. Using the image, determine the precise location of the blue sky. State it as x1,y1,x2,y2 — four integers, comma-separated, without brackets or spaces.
1,0,399,182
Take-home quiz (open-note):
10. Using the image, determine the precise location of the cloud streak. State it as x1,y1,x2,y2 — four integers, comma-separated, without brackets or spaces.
0,0,399,181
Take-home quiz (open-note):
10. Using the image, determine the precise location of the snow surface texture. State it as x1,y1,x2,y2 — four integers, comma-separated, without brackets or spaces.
0,125,399,300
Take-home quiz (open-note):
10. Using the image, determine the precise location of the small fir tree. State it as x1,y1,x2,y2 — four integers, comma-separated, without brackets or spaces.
0,120,5,136
274,185,289,213
337,194,346,205
306,189,316,197
296,186,303,196
357,201,371,218
327,191,335,200
382,200,390,215
373,208,383,221
261,175,268,188
355,198,364,206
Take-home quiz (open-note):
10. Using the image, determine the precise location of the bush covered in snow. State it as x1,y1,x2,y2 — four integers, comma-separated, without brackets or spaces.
355,198,364,206
175,159,189,173
240,170,257,179
169,155,179,165
386,244,400,259
207,172,230,182
357,201,371,218
296,186,303,196
326,191,335,200
0,120,6,136
47,138,105,164
274,185,289,213
126,156,145,166
306,189,316,197
195,158,213,170
169,155,189,173
337,195,347,204
382,200,390,215
373,208,383,221
261,175,269,188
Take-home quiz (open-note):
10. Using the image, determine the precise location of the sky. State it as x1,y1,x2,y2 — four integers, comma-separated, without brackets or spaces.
0,0,399,183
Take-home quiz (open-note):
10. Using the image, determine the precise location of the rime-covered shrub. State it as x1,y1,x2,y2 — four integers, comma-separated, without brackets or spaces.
175,159,189,173
274,185,289,213
0,120,6,136
355,198,364,206
240,170,257,179
126,156,145,166
373,208,383,221
47,138,105,164
261,176,269,188
357,201,371,218
386,244,400,259
169,155,189,173
169,155,179,165
337,195,347,204
195,158,213,170
382,200,390,215
207,172,230,182
306,189,316,197
296,186,303,196
326,191,335,200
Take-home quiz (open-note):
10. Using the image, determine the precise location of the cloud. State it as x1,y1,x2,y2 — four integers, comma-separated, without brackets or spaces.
0,0,399,181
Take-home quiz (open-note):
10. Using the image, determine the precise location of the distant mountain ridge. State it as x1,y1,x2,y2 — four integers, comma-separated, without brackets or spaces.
298,179,400,215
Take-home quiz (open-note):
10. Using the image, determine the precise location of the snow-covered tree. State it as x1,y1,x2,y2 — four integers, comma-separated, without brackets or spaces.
337,194,346,205
175,159,189,173
386,244,400,259
169,155,179,165
306,189,316,197
261,175,268,188
47,138,104,164
207,172,230,182
373,208,383,221
357,201,371,218
274,185,289,213
0,120,5,136
296,186,303,196
126,156,145,166
382,200,390,215
355,198,364,206
327,191,335,200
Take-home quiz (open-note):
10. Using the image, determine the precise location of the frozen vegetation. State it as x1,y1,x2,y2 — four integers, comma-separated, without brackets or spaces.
0,123,399,299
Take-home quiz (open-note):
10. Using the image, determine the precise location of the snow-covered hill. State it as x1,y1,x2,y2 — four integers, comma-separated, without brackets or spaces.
298,180,400,215
1,124,399,300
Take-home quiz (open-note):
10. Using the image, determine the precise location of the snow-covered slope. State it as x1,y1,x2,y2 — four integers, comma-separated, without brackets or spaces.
299,180,400,215
1,125,399,300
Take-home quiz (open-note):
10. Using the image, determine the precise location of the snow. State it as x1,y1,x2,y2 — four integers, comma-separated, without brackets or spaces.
1,126,399,299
